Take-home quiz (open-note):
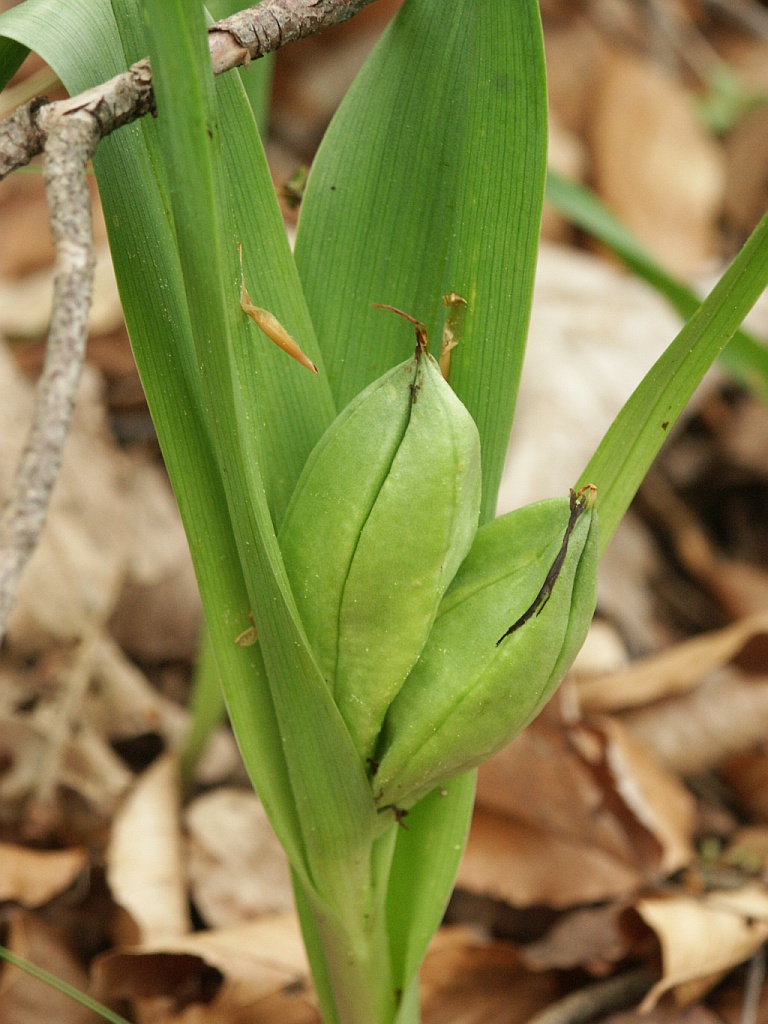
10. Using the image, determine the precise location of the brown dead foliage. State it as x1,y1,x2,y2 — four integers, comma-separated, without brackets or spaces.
2,0,768,1022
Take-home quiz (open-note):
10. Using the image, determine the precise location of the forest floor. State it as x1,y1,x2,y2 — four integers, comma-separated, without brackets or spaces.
1,0,768,1021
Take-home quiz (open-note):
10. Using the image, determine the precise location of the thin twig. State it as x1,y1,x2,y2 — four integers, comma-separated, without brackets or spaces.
0,109,98,639
740,945,766,1024
0,0,379,179
0,0,380,647
526,967,657,1024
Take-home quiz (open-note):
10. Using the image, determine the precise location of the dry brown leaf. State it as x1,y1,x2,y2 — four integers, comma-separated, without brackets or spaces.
0,335,198,662
597,513,676,656
621,669,768,775
1,352,131,656
420,926,558,1024
0,704,133,822
0,245,122,341
107,754,190,943
638,469,768,623
604,1001,725,1024
458,805,644,908
718,34,768,241
577,610,768,713
0,635,185,822
108,460,201,665
519,903,634,973
460,719,694,908
571,618,630,680
636,886,768,1010
720,750,768,823
498,245,685,514
544,15,609,138
0,912,100,1024
0,843,87,908
144,983,319,1024
588,50,724,278
92,914,308,1010
185,788,293,929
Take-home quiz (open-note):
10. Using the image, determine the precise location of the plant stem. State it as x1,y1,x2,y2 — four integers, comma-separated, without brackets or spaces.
294,825,408,1024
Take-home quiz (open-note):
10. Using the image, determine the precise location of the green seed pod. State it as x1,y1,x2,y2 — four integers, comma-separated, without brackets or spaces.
373,488,599,810
279,339,481,762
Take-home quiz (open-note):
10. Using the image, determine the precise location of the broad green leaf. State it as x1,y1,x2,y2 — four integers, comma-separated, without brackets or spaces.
547,171,768,403
579,208,768,552
139,0,378,906
0,0,309,876
206,0,273,135
293,0,547,995
295,0,547,524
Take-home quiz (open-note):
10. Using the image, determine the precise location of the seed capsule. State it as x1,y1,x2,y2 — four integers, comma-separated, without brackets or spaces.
373,488,599,809
279,335,481,761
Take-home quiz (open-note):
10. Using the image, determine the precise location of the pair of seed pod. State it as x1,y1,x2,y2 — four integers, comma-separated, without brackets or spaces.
279,321,599,812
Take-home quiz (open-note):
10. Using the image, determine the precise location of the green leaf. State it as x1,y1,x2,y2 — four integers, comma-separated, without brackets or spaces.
139,0,378,904
578,208,768,552
295,0,548,523
386,770,476,989
206,0,273,135
546,171,768,403
0,36,29,92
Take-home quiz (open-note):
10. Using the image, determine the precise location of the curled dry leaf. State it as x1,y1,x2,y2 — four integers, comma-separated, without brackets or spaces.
639,470,768,624
92,913,308,1012
0,634,185,820
519,903,635,973
420,926,559,1024
576,609,768,714
0,912,99,1024
621,669,768,776
0,334,199,662
185,788,293,929
0,843,87,908
106,754,190,944
458,719,694,908
588,49,724,278
636,886,768,1010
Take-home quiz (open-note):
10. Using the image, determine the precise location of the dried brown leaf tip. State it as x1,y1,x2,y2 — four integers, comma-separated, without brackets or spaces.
371,303,428,355
238,244,318,374
440,292,467,380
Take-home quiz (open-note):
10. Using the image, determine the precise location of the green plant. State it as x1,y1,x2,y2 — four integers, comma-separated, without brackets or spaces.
0,2,767,1023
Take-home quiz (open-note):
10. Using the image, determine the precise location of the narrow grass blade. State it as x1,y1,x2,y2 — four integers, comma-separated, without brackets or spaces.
0,945,131,1024
578,209,768,553
547,171,768,403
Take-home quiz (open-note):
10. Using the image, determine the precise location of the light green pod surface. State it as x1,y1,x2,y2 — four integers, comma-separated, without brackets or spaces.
279,349,481,762
279,359,415,688
373,495,599,809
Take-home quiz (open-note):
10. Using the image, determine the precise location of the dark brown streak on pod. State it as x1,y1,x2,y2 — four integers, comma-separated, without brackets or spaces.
496,488,589,646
